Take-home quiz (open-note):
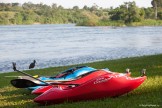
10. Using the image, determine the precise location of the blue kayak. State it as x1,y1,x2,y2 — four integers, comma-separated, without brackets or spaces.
28,66,96,90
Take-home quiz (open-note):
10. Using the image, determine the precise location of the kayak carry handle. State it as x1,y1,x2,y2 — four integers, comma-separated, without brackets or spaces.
126,68,130,73
141,69,146,77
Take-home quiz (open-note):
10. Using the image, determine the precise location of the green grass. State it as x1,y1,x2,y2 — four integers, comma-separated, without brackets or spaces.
131,19,162,26
78,19,162,27
0,54,162,108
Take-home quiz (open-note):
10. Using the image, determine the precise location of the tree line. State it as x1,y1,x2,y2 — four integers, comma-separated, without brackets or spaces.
0,0,162,26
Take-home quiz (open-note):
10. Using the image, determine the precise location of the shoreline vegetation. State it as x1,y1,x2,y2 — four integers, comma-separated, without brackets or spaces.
1,1,162,26
0,54,162,107
77,19,162,27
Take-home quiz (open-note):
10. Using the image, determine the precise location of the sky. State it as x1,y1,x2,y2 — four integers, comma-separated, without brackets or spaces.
0,0,152,8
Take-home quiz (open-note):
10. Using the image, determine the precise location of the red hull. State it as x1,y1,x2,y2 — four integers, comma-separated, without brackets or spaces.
34,70,146,104
32,70,131,95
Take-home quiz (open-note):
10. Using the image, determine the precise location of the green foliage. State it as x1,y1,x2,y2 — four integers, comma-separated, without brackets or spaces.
83,5,89,10
130,19,162,26
0,2,86,25
77,11,99,26
151,0,162,19
0,1,162,26
14,12,22,24
109,7,124,20
144,7,154,19
109,2,143,24
151,0,162,7
158,11,162,19
77,18,98,26
0,11,15,24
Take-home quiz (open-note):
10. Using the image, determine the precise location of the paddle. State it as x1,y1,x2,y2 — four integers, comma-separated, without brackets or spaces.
12,62,50,85
10,79,79,88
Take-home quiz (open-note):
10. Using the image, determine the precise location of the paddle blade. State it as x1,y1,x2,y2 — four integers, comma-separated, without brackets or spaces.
10,79,41,88
12,62,17,71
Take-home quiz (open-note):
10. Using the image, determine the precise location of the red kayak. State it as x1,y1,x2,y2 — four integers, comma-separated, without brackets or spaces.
34,70,146,104
32,70,131,95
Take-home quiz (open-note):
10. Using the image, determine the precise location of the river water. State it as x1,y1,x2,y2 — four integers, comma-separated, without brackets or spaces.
0,24,162,73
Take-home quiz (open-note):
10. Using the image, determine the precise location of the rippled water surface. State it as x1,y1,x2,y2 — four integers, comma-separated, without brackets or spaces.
0,24,162,72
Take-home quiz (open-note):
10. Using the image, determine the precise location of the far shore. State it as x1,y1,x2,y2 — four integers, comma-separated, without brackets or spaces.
1,20,162,27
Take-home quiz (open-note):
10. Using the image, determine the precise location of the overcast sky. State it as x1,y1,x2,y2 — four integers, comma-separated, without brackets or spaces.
0,0,152,8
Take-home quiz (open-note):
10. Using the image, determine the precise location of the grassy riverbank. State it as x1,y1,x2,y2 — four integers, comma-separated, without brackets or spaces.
0,54,162,108
77,19,162,26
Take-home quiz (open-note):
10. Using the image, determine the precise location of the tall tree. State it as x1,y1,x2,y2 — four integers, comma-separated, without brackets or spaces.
152,0,158,19
52,3,57,9
109,2,143,24
151,0,162,19
73,6,79,10
90,3,98,12
83,5,89,10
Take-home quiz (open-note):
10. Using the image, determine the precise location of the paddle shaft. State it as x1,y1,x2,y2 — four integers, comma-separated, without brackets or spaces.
15,69,50,85
11,79,79,88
